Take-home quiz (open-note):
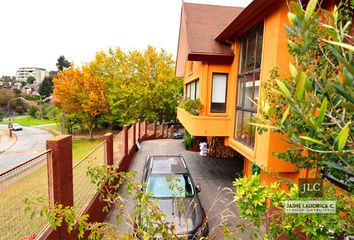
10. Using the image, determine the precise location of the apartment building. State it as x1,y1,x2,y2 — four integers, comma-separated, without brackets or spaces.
16,67,47,85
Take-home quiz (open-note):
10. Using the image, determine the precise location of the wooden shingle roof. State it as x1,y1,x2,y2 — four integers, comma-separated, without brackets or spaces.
176,3,244,76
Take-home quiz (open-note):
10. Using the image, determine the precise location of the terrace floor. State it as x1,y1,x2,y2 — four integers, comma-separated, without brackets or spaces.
105,139,250,239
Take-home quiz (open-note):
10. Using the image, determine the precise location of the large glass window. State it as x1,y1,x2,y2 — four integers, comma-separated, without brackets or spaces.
185,79,199,100
211,73,227,113
235,22,264,148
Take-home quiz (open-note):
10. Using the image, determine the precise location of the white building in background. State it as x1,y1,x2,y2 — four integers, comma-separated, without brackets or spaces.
16,67,47,85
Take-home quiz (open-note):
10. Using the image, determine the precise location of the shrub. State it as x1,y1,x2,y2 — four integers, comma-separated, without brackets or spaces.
28,106,38,118
183,130,195,149
179,99,201,116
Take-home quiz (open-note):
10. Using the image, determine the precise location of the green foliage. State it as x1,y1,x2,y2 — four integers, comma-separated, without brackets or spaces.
338,0,354,24
56,55,71,71
89,46,183,126
179,99,201,116
12,88,21,95
39,76,54,97
183,130,195,149
28,106,38,118
256,0,354,186
233,174,354,239
0,108,5,120
26,76,36,84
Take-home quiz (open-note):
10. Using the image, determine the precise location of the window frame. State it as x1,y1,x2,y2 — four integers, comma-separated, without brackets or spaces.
210,73,228,113
185,79,199,100
234,22,264,148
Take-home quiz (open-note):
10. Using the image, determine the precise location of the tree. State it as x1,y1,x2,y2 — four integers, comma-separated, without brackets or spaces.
38,76,54,97
56,55,71,134
12,88,21,95
256,0,353,188
0,108,5,121
0,88,15,107
53,65,109,138
26,76,36,84
89,46,183,126
56,55,71,71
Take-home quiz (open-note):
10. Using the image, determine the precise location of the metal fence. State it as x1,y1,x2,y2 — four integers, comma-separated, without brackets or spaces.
140,121,145,137
113,131,124,164
156,124,161,137
165,125,169,138
147,123,154,137
0,150,50,240
73,141,106,214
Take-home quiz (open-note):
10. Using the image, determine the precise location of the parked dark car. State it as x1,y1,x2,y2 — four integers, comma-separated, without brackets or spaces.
139,155,208,239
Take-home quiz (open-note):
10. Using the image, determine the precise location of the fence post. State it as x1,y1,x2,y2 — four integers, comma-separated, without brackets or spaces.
46,135,74,239
123,125,129,157
137,120,141,141
132,123,136,147
170,126,174,139
161,123,164,139
103,133,113,166
144,119,148,138
153,121,157,138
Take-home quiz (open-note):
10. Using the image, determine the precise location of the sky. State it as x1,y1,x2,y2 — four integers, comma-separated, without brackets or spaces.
0,0,252,77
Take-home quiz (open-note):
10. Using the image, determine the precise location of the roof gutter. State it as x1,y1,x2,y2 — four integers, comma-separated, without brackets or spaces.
216,0,277,42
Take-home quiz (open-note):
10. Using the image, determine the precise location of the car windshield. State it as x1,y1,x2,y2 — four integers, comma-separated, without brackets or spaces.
146,174,195,198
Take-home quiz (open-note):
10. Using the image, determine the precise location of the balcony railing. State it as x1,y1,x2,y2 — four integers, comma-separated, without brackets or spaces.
177,107,231,136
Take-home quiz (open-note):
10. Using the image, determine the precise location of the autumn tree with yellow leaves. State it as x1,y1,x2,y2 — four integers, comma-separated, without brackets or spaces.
53,66,109,138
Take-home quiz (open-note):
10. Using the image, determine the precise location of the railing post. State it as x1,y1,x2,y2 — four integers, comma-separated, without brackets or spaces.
137,119,141,141
132,123,136,147
144,119,148,138
123,125,129,157
103,133,113,166
153,121,157,138
170,126,174,139
46,135,74,239
161,123,164,139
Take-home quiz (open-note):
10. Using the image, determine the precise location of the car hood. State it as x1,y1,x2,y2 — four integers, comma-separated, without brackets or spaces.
157,197,204,235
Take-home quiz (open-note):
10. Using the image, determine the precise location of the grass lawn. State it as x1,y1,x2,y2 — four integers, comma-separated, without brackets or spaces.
72,138,103,164
0,115,56,126
37,124,61,136
0,138,103,238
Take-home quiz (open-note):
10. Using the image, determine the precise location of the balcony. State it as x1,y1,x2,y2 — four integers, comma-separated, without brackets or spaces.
177,107,231,136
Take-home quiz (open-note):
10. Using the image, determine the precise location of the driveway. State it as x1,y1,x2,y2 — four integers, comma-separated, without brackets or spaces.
106,139,247,239
0,124,53,172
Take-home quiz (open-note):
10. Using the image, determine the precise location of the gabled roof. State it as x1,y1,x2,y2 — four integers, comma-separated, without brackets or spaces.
176,2,244,77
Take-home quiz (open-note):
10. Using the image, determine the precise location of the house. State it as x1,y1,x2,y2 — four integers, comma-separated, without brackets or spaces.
22,85,33,94
176,0,348,185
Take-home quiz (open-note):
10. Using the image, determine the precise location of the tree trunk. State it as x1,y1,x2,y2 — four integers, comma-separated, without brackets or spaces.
88,127,93,139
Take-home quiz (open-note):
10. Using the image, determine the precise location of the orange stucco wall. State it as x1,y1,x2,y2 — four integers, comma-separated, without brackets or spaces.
183,61,232,117
178,0,338,186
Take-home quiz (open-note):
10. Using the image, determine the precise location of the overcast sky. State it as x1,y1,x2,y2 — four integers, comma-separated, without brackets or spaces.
0,0,252,77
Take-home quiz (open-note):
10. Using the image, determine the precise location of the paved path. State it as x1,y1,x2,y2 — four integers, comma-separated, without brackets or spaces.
105,139,249,239
0,129,16,154
0,124,53,173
